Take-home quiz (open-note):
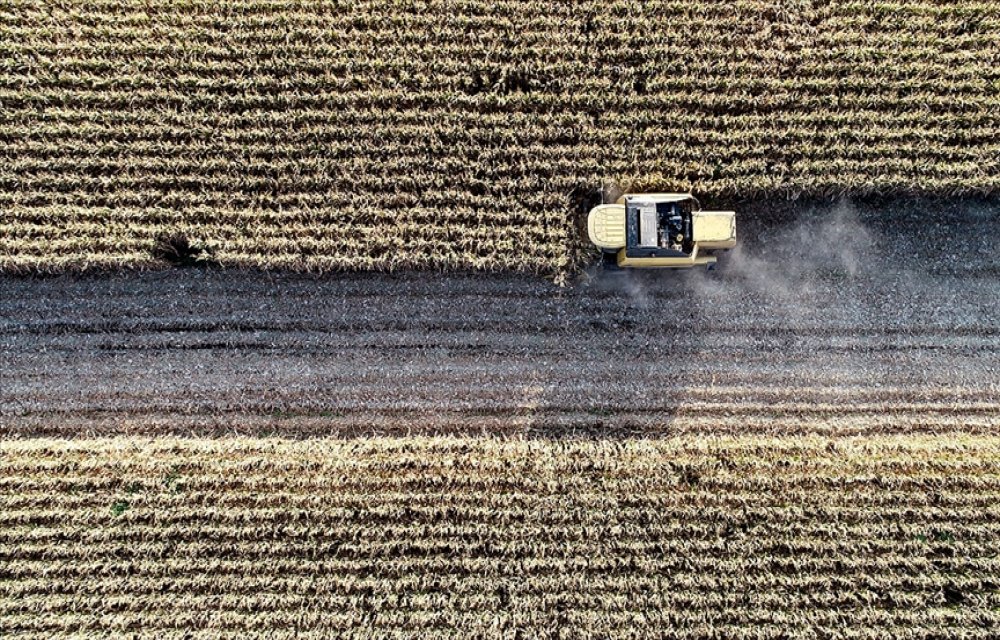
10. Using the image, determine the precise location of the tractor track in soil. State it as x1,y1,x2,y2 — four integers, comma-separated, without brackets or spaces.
2,199,999,438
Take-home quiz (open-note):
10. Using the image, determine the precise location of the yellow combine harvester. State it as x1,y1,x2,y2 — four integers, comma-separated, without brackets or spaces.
588,193,736,269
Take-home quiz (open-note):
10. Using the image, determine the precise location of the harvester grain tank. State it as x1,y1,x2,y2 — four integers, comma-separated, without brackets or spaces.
588,193,736,269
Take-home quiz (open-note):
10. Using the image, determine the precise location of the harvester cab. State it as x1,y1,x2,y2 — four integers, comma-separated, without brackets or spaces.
588,193,736,269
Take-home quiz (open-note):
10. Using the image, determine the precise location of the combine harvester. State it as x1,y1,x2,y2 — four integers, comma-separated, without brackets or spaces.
588,193,736,269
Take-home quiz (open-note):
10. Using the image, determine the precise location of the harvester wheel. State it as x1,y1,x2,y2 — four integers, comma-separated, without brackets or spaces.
601,251,622,270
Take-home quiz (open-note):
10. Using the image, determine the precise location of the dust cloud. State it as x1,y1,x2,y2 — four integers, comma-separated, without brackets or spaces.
688,199,877,303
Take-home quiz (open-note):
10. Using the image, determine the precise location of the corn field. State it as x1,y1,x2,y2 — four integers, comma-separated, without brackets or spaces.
2,436,998,638
1,0,998,275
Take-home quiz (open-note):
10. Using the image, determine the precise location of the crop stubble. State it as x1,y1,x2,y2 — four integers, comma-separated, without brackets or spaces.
2,0,999,274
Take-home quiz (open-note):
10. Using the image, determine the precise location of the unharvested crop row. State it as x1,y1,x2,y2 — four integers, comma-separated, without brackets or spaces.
1,0,998,274
1,436,998,638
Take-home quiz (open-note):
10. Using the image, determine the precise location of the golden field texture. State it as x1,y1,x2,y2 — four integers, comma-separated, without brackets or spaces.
2,435,999,638
2,0,999,274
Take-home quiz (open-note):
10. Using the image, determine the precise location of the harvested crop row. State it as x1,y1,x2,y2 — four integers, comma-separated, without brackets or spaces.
2,435,999,638
2,0,998,275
